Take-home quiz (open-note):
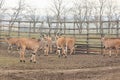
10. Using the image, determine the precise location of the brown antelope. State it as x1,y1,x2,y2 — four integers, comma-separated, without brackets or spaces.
65,37,76,55
55,33,76,58
43,35,52,56
101,37,120,57
16,38,41,63
56,36,66,58
4,37,19,50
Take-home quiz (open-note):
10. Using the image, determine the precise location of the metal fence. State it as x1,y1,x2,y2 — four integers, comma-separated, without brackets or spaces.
0,20,120,54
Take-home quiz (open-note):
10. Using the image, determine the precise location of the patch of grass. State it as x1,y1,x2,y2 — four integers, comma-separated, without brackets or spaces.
0,56,18,68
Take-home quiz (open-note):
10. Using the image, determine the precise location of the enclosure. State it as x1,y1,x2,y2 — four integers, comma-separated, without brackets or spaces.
0,20,120,80
0,20,120,53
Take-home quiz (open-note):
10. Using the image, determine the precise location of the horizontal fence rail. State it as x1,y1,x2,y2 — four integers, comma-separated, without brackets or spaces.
0,20,120,54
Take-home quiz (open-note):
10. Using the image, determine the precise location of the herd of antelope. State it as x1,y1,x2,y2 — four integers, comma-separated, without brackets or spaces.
1,34,120,63
0,33,76,63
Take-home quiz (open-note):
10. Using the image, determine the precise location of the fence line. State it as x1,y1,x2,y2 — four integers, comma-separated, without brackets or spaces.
0,20,120,54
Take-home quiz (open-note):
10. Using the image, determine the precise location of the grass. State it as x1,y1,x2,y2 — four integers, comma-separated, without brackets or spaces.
0,55,19,69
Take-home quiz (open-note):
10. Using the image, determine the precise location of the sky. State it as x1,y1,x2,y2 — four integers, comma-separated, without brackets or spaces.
4,0,120,8
3,0,74,15
3,0,120,15
4,0,72,8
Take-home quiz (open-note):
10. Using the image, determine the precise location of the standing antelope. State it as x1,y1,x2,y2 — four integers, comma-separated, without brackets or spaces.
65,37,76,55
56,36,67,58
16,38,41,63
55,33,76,58
101,37,120,57
43,35,52,56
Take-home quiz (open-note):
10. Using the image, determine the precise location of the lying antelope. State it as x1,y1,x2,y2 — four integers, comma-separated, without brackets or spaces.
101,37,120,57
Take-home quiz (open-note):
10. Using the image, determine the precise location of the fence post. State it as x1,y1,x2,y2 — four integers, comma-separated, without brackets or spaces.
87,22,89,54
39,22,44,35
100,22,104,55
74,22,75,37
64,21,66,34
116,21,119,37
0,20,1,38
18,21,20,37
8,21,11,37
29,22,32,38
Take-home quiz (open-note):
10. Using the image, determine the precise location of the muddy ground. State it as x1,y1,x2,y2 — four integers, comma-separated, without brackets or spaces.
1,43,120,80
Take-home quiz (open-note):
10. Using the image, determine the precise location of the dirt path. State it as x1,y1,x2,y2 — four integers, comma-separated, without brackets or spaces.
0,65,120,74
0,65,120,80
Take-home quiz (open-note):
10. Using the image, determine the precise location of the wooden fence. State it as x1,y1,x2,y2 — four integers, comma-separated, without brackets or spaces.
0,20,120,54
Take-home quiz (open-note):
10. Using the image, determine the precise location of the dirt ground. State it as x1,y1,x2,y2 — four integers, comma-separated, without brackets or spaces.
1,43,120,80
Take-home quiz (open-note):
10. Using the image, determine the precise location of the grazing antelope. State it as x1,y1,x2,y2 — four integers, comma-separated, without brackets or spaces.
101,37,120,57
4,37,19,50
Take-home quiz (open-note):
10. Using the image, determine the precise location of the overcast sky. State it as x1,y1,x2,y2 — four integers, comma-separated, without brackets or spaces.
4,0,72,8
4,0,49,8
3,0,120,15
5,0,119,8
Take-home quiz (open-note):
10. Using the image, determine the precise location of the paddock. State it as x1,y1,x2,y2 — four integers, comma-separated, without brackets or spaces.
0,20,120,80
0,20,120,54
1,41,120,80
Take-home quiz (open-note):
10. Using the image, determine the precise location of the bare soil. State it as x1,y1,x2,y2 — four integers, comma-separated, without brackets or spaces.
1,43,120,80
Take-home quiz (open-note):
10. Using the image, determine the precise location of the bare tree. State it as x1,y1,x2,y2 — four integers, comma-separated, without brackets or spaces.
0,0,5,38
0,0,4,8
6,0,25,36
106,0,117,34
84,0,94,34
92,0,106,34
73,0,88,34
98,0,106,34
45,10,53,36
0,0,6,18
9,0,25,27
114,5,120,37
49,0,67,34
92,1,99,33
24,6,40,32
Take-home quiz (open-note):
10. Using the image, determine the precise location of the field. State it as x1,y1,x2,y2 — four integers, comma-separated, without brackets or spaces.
1,43,120,80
